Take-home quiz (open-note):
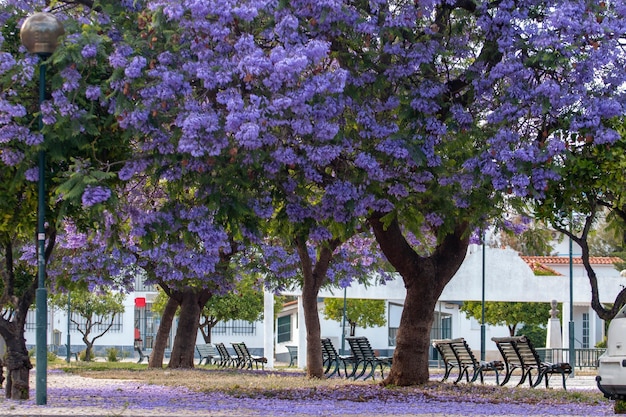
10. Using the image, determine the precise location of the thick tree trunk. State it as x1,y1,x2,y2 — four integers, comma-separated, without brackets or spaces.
370,214,469,386
2,330,31,400
149,296,179,368
168,288,211,369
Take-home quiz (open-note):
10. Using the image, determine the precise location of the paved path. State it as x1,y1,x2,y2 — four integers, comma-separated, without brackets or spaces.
0,371,611,417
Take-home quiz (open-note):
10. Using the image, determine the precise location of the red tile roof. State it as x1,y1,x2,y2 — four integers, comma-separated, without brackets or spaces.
521,256,622,265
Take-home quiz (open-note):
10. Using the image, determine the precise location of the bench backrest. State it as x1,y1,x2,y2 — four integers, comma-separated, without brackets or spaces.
346,336,376,360
321,338,339,359
433,338,477,367
215,342,232,360
197,343,218,357
492,336,541,368
232,342,247,360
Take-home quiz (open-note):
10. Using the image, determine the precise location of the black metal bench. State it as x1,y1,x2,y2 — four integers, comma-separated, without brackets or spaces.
345,336,392,380
232,342,267,370
432,338,503,384
321,338,352,377
286,345,298,367
196,343,220,365
215,342,238,367
492,336,572,389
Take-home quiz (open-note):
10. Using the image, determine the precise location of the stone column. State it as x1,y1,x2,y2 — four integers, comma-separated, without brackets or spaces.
546,299,563,361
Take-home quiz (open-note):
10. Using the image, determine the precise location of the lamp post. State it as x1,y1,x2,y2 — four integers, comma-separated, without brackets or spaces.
20,12,64,406
480,233,486,361
568,229,576,377
341,287,347,355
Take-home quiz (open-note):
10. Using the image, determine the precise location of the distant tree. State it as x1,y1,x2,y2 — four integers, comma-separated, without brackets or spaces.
50,287,125,361
516,323,547,348
323,298,386,337
460,301,552,337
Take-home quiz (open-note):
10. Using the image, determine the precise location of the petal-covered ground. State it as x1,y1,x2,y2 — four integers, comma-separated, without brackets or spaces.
0,369,614,416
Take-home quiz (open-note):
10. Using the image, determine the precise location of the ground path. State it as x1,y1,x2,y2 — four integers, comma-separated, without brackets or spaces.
0,369,614,417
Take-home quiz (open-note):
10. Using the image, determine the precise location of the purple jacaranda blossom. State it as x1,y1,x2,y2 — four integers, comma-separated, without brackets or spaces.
40,100,56,125
85,85,101,100
0,148,23,166
24,167,38,182
109,45,133,68
82,185,112,208
61,66,81,92
0,51,16,75
0,99,26,124
81,44,98,59
125,56,147,79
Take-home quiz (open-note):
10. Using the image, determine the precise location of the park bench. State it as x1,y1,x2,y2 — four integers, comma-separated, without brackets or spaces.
196,343,221,366
321,338,352,377
492,335,572,390
286,345,298,367
345,336,392,380
215,342,238,367
232,342,267,370
432,338,503,384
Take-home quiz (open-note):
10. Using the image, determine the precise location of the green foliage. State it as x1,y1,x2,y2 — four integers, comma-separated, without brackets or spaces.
105,347,119,362
50,287,125,319
516,324,547,348
461,301,552,337
323,298,386,336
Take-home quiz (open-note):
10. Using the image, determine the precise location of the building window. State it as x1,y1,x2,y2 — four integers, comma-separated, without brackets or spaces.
582,312,589,349
212,320,256,336
277,315,291,343
26,309,36,331
70,312,123,333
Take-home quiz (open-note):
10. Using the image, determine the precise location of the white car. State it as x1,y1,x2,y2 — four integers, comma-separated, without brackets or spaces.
597,304,626,400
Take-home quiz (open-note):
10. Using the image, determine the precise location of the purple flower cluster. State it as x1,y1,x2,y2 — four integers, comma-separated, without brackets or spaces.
81,185,112,208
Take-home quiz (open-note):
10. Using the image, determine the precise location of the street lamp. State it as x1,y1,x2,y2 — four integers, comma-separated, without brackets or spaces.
20,12,64,406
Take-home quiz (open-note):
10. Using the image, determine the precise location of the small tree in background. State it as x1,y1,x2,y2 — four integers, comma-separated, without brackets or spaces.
323,298,386,337
50,287,125,361
460,301,552,338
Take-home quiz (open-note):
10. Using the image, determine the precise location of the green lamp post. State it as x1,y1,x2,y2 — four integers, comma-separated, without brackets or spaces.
20,12,65,406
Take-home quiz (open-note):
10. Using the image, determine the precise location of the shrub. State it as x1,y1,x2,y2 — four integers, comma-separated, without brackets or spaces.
106,347,119,362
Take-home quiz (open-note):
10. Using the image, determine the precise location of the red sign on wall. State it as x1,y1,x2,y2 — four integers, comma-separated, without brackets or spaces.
135,297,146,308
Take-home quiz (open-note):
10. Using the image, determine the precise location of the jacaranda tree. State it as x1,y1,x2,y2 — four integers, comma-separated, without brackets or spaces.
2,0,626,392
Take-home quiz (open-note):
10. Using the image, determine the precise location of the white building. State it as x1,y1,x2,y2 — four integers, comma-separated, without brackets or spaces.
27,244,625,365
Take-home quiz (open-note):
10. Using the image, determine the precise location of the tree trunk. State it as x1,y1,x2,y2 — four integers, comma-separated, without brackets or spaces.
167,288,211,369
3,337,31,400
370,214,469,386
149,295,179,368
296,238,340,379
83,339,94,361
302,277,324,378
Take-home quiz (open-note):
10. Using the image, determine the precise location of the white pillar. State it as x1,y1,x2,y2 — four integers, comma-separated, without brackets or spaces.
263,290,274,369
589,307,598,348
562,302,571,354
297,296,307,368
